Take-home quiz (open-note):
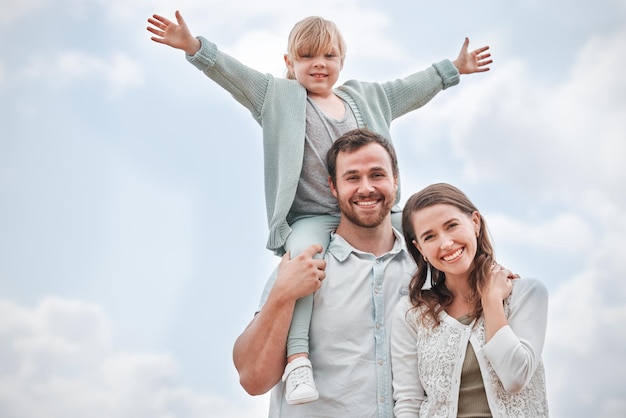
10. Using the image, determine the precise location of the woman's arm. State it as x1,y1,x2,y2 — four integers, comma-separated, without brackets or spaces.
390,298,425,418
481,278,549,393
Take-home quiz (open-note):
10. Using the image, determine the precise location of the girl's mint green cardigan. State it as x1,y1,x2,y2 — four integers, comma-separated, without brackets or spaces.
187,36,460,255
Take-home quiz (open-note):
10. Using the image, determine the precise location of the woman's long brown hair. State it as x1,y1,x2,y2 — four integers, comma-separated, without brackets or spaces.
401,183,495,327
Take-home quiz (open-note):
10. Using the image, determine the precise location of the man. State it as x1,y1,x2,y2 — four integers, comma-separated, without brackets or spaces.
233,129,416,417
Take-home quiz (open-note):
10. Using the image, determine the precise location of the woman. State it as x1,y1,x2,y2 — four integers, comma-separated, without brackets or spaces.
391,183,549,417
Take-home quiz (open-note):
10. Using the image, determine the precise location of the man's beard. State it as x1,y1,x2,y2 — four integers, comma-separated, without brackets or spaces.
337,191,395,229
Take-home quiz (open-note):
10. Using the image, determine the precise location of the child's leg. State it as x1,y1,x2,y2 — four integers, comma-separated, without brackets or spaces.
281,214,339,405
285,215,339,358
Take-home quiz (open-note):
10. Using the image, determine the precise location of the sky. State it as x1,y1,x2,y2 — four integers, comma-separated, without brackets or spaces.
1,0,625,416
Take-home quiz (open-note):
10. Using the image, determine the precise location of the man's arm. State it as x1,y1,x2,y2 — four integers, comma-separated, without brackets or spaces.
233,245,325,395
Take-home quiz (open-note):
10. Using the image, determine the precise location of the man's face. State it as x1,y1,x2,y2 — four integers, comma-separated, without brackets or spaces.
330,143,397,229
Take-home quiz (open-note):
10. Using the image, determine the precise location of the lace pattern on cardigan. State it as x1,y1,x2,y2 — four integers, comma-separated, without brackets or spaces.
407,295,549,417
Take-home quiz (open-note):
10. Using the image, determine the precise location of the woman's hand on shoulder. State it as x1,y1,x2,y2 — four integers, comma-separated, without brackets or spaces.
484,263,517,303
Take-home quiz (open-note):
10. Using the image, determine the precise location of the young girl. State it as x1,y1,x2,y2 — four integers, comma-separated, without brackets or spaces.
391,183,549,417
147,11,492,405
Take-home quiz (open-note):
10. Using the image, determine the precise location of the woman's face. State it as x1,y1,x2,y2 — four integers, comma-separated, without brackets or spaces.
409,203,481,281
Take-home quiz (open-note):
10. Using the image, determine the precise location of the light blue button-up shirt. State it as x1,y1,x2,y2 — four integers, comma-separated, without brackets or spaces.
260,229,415,418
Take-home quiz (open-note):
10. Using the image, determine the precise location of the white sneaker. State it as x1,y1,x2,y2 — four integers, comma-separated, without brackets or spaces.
282,357,319,405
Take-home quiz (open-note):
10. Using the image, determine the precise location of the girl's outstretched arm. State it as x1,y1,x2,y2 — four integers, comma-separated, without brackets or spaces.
147,10,201,56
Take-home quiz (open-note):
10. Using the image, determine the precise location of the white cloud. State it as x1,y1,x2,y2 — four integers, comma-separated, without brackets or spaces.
486,211,596,254
102,52,145,95
406,28,626,209
547,28,626,193
540,163,626,418
0,0,107,23
0,0,45,23
227,30,289,76
0,298,268,418
88,155,199,346
21,50,143,96
0,62,5,90
545,261,626,417
0,299,112,376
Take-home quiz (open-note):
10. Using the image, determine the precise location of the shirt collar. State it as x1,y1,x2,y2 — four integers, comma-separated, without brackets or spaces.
327,227,409,262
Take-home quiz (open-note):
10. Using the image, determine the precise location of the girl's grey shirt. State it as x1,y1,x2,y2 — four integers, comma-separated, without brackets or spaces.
187,36,460,254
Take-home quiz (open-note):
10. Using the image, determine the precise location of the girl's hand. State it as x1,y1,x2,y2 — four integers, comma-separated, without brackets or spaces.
452,37,492,74
147,10,201,56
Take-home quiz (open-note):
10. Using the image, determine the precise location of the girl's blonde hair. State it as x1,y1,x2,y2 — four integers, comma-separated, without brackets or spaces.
285,16,347,80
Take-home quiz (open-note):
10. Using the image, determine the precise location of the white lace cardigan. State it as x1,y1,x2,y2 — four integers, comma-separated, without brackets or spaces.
390,278,549,418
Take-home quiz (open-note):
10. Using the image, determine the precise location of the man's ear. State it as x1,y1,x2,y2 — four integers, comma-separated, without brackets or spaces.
328,176,338,198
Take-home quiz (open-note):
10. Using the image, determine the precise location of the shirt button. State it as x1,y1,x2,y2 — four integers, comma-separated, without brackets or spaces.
379,396,385,403
376,322,381,329
378,360,384,365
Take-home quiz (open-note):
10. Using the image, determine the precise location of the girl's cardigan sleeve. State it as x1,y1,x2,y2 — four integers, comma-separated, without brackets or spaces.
381,59,460,120
338,59,460,130
480,278,549,393
186,36,271,124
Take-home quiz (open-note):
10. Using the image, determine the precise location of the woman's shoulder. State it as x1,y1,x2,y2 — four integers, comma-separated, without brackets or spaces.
513,277,548,292
394,294,413,314
394,295,433,324
511,277,549,304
